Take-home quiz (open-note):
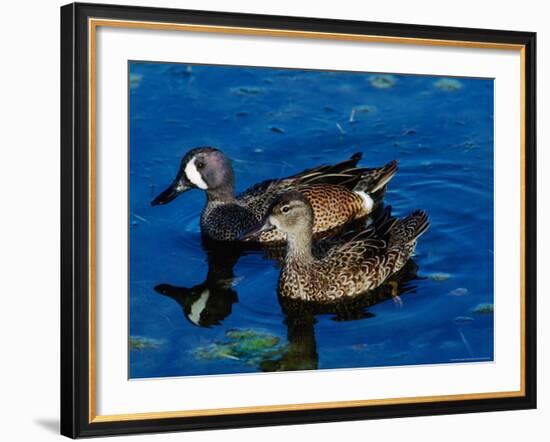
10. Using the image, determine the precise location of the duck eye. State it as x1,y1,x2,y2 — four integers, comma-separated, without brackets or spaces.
195,161,205,170
281,205,290,214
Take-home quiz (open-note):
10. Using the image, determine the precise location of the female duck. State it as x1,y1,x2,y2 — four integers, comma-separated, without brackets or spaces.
151,147,397,243
241,192,429,303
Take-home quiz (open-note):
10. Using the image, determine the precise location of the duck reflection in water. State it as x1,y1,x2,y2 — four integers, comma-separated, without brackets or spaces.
260,259,419,372
154,240,245,328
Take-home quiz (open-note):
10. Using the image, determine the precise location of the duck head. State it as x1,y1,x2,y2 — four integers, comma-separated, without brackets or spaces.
240,191,313,242
151,147,235,206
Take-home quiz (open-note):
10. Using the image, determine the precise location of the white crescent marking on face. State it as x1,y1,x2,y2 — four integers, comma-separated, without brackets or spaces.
188,289,210,325
185,157,208,190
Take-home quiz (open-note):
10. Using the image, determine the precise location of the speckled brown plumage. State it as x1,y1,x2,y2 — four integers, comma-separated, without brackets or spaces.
257,184,367,243
249,192,429,303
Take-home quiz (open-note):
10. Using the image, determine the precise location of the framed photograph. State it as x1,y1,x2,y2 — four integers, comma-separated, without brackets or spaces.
60,2,536,438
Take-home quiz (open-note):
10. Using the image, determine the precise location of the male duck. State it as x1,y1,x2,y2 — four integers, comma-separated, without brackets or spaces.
241,191,429,303
151,147,397,243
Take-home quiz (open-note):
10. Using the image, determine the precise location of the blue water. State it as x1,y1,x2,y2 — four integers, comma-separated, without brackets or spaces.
129,62,494,379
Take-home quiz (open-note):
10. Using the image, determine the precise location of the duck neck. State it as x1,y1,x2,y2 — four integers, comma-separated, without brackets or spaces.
286,224,315,265
205,184,236,204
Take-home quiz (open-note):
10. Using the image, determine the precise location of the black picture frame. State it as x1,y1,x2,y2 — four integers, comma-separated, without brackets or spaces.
61,2,537,438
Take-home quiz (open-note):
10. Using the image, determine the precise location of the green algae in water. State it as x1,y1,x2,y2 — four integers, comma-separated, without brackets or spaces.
449,287,469,296
453,316,474,324
231,86,264,96
428,272,451,281
194,328,286,366
130,336,164,351
129,73,143,90
349,105,376,123
369,74,396,89
354,104,376,114
434,78,463,91
473,303,494,314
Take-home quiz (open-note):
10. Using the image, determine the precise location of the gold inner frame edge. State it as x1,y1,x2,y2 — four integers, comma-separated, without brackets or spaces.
87,18,527,423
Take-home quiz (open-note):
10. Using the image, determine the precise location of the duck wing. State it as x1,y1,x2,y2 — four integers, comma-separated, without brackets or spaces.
326,235,388,260
321,206,397,259
333,210,429,290
237,152,366,218
236,178,286,220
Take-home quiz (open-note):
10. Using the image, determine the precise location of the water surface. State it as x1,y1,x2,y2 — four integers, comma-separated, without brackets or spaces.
129,62,494,378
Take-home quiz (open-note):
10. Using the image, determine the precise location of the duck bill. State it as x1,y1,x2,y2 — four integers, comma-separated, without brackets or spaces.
151,178,192,206
239,218,275,241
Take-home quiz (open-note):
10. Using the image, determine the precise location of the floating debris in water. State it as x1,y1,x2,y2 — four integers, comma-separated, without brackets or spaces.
369,74,396,89
177,65,193,77
129,73,143,90
193,328,286,366
461,140,477,150
434,78,463,91
231,86,264,96
129,336,164,350
458,330,473,356
429,272,451,281
453,316,474,325
355,104,375,114
449,287,469,296
473,303,494,314
335,122,346,134
349,105,375,123
167,65,193,77
269,126,285,134
132,213,150,224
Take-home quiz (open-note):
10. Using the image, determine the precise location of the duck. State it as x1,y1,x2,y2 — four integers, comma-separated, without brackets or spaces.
151,147,397,243
240,191,429,303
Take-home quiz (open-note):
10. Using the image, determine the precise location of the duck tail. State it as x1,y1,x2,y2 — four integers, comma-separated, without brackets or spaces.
353,160,398,194
388,210,430,247
336,152,363,171
291,152,364,186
